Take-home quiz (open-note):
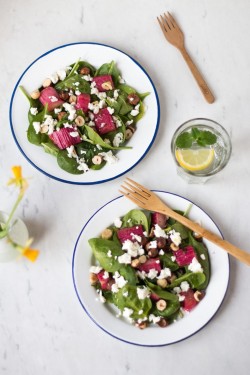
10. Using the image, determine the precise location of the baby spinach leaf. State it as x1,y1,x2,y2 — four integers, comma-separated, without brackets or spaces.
167,272,206,290
113,285,152,320
119,265,138,285
171,222,189,239
122,209,149,233
78,60,96,75
84,125,131,150
151,299,180,318
57,150,83,174
88,238,123,273
27,124,48,145
188,232,210,289
146,281,179,302
117,84,150,101
41,141,59,157
55,74,91,93
160,253,179,271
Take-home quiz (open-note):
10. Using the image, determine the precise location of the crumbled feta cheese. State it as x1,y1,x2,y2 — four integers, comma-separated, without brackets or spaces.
188,258,204,273
90,266,102,274
149,314,161,324
32,121,41,134
99,151,118,164
77,158,89,172
130,109,139,117
157,267,171,279
49,72,59,84
178,295,185,302
200,254,206,260
75,90,81,96
113,272,127,288
123,291,128,297
125,120,133,126
153,224,168,238
180,281,190,292
118,252,131,264
137,286,150,300
138,309,143,315
113,132,123,147
107,250,112,258
69,131,79,138
173,287,181,294
107,106,114,115
131,233,141,243
113,89,119,99
123,308,133,318
113,116,122,128
103,271,109,280
98,290,106,303
114,217,122,228
63,102,76,121
122,240,142,257
82,74,92,82
30,107,38,115
88,102,100,114
159,249,165,256
111,284,119,293
169,230,182,246
97,92,107,99
57,69,67,81
147,269,159,279
74,82,80,86
66,145,77,159
148,240,157,249
171,256,176,262
118,76,125,84
54,108,62,114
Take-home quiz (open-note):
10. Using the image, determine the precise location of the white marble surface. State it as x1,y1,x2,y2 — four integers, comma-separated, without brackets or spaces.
1,0,250,373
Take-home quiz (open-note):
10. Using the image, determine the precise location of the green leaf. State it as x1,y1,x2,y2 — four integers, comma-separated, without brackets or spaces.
200,130,217,145
41,141,59,157
57,150,83,174
175,132,193,148
167,272,206,290
119,265,138,285
191,127,202,139
171,222,189,239
84,125,131,150
188,232,210,289
55,74,91,93
122,209,150,233
160,253,179,271
88,238,123,273
146,281,179,302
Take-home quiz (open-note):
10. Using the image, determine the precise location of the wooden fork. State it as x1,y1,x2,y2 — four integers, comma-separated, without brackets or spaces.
120,178,250,266
157,12,215,104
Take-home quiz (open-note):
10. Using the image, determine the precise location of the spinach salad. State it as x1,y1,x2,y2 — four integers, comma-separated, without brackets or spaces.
89,208,210,329
20,60,149,175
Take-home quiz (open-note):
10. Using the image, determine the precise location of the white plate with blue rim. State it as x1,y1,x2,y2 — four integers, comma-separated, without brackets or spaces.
72,191,230,346
9,42,160,185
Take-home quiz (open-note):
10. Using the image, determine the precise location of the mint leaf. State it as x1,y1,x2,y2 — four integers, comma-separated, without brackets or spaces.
201,130,217,145
175,132,193,148
191,127,202,139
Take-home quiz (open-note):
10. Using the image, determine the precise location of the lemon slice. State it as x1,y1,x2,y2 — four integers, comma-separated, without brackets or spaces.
175,148,215,171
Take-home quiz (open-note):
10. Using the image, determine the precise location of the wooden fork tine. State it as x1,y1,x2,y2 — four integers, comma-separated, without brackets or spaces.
157,16,167,34
119,189,147,207
123,180,149,199
125,178,151,197
165,12,181,30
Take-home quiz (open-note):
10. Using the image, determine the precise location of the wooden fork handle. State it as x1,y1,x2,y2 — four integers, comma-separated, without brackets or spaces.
158,207,250,266
179,47,215,104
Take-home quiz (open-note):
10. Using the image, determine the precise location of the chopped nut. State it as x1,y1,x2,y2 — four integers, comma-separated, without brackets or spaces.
157,279,168,288
136,321,147,330
127,93,140,105
138,255,147,264
156,299,167,311
89,272,98,285
148,248,159,258
167,274,176,284
40,125,49,134
101,81,113,90
57,111,67,121
30,89,40,99
157,318,169,328
156,237,167,249
75,115,85,126
80,67,90,75
170,243,179,251
42,78,52,88
92,155,103,165
125,128,134,140
131,258,140,268
59,91,69,101
101,228,113,240
69,95,77,104
194,290,205,302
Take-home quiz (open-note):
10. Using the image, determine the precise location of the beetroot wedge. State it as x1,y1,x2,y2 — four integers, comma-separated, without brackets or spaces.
138,258,161,273
117,225,144,243
174,246,196,267
180,289,198,311
92,75,114,92
151,212,168,229
75,93,90,113
49,127,81,149
96,270,113,291
39,87,64,112
94,108,116,135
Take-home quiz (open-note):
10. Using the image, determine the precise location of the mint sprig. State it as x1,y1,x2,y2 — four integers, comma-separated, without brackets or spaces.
176,127,217,148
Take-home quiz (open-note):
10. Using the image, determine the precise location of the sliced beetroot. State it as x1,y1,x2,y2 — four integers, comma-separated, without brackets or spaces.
75,93,90,113
174,246,196,267
150,292,161,302
94,108,116,135
49,127,81,149
138,258,161,273
180,289,198,311
92,75,114,92
151,212,168,229
39,87,64,112
117,225,144,243
96,270,113,291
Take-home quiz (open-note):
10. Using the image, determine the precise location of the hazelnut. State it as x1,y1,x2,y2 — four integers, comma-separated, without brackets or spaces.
156,237,167,249
156,299,167,311
80,67,90,75
157,318,169,328
157,278,168,288
127,93,140,105
149,227,155,238
57,111,67,121
75,115,85,126
136,321,147,330
194,290,205,302
131,258,140,268
30,89,40,99
40,125,49,134
138,255,147,264
101,81,113,90
101,228,113,240
170,243,179,251
89,272,98,285
92,155,103,165
69,95,77,104
42,78,52,88
167,274,176,284
148,248,159,258
59,91,69,101
125,128,134,140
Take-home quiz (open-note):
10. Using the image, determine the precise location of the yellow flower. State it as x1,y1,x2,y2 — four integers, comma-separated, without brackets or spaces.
8,166,28,194
15,238,39,262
